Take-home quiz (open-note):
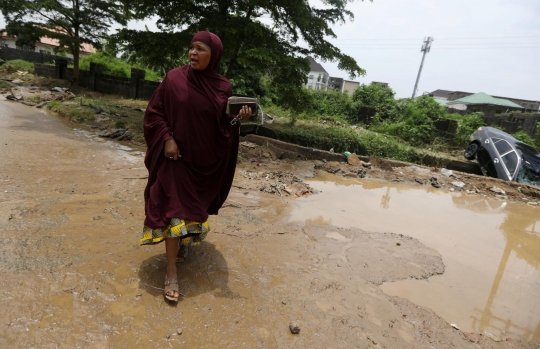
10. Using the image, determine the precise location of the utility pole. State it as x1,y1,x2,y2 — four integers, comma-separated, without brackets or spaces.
412,36,434,98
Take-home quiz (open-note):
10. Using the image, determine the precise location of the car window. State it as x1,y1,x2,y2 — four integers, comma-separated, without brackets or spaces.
516,166,540,186
493,139,513,155
501,151,519,176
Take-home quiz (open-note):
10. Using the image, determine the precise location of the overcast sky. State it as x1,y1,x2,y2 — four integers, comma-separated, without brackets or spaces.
2,0,539,100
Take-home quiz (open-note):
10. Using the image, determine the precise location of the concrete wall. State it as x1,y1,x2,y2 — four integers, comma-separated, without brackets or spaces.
33,63,57,78
343,81,359,95
481,112,540,138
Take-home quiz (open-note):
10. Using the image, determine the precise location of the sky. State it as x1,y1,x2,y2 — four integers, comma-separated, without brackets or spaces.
2,0,539,100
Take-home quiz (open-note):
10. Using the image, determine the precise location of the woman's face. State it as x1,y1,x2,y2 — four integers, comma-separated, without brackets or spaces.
189,41,211,70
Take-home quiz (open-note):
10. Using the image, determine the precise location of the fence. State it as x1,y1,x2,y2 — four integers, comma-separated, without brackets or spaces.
0,45,71,65
33,59,161,100
482,113,539,138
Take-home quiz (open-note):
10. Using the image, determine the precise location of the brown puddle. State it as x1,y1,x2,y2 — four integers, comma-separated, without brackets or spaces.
290,171,540,342
4,97,540,348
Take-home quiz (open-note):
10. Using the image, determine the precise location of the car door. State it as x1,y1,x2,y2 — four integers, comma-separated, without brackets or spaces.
492,138,519,180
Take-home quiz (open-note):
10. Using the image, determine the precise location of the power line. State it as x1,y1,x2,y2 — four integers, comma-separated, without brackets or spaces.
336,46,540,50
339,42,540,46
333,35,540,41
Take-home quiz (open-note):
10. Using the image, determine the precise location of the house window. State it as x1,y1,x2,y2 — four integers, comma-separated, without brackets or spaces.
309,75,314,79
308,85,312,89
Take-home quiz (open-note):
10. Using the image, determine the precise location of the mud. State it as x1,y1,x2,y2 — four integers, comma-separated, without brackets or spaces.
1,98,539,348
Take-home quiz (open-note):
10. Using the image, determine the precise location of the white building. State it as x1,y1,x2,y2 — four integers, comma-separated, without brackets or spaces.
306,56,329,90
0,32,96,58
328,77,360,95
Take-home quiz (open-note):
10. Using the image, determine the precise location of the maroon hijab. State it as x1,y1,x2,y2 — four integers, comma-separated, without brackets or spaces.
143,32,238,227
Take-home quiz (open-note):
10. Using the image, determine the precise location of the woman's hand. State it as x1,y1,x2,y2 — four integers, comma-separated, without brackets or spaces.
238,105,254,120
164,138,181,160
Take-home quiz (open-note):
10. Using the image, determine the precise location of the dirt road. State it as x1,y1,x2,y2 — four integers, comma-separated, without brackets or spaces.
1,98,537,348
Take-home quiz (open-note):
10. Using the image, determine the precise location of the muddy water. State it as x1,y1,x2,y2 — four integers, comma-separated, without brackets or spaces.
4,97,539,348
290,171,540,342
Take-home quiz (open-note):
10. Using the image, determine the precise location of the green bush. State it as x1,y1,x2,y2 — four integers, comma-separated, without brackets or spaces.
273,123,426,164
513,131,536,147
445,112,485,147
307,89,354,119
369,95,447,145
0,59,34,73
75,52,162,81
349,83,398,123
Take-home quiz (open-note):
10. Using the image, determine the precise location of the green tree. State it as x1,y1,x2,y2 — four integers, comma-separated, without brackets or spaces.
115,0,368,111
350,83,397,123
1,0,128,85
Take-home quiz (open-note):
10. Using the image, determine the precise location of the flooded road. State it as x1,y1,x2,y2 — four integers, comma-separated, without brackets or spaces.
1,98,537,348
290,172,540,343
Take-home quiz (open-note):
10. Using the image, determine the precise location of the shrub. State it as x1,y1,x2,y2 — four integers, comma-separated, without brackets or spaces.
75,52,162,81
513,131,536,147
445,112,485,147
0,59,34,74
369,95,447,145
349,83,398,123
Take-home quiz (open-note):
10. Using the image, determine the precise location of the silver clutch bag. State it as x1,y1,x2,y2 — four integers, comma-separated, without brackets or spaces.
226,96,258,116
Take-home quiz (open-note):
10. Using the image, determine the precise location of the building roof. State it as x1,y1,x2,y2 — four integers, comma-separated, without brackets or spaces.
307,56,328,74
1,31,96,53
430,89,453,99
447,92,524,109
434,99,449,107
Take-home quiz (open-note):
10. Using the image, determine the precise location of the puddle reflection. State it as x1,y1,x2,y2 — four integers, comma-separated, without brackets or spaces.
290,173,540,342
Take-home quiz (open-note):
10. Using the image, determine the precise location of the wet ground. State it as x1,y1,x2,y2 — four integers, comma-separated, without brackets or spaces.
1,98,539,348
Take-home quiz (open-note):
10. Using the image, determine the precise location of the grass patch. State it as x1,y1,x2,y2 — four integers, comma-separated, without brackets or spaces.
45,95,147,142
0,80,12,88
46,100,96,123
268,119,457,168
25,95,41,103
74,52,162,81
0,59,34,74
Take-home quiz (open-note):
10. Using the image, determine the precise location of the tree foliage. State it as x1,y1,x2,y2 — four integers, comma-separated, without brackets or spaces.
350,83,398,123
115,0,368,110
0,0,128,84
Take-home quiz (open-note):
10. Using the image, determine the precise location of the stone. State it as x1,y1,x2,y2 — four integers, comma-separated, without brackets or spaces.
11,78,23,84
489,186,505,195
361,161,372,169
451,181,465,188
347,153,361,166
440,168,453,177
289,322,300,334
430,177,441,188
177,328,183,335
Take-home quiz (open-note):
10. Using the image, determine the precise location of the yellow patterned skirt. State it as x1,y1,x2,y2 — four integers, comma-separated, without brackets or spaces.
140,218,210,246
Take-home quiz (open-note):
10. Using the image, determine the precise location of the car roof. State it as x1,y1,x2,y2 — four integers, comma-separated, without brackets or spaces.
484,126,540,157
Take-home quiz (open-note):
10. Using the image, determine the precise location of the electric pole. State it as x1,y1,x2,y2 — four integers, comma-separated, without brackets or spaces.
412,36,434,98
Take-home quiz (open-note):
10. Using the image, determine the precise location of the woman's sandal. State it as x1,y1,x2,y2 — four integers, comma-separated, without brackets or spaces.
164,278,180,302
176,244,189,263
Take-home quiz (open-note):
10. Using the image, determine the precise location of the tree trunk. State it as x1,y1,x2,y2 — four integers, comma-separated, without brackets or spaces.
72,44,80,86
225,5,254,79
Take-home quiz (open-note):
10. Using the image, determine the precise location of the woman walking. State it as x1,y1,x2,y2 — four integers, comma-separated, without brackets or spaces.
141,31,251,302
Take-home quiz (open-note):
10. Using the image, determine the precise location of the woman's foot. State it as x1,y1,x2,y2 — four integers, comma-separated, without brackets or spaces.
176,244,189,263
164,278,179,302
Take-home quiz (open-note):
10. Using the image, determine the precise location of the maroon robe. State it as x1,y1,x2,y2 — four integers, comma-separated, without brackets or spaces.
143,32,238,228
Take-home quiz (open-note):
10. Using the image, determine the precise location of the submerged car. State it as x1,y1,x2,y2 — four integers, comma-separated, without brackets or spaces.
464,126,540,186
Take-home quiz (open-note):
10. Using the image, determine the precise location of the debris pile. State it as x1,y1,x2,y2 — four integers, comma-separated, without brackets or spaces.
98,128,134,141
239,170,315,197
